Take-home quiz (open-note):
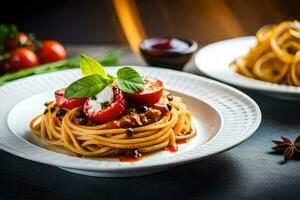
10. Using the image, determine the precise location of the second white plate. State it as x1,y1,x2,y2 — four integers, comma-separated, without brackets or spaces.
195,36,300,100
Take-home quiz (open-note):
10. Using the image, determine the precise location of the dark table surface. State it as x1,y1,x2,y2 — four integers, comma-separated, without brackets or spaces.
0,46,299,200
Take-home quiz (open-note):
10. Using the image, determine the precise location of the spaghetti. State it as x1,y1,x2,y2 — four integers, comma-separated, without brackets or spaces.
231,20,300,86
30,91,195,158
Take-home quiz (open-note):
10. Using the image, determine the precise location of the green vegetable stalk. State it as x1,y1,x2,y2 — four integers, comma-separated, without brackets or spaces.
0,50,121,86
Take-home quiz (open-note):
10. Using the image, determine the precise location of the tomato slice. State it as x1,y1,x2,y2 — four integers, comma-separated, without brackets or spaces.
83,88,126,124
124,77,163,106
55,89,87,109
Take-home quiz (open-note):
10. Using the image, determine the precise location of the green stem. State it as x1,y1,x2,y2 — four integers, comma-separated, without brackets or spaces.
0,57,79,85
0,51,121,85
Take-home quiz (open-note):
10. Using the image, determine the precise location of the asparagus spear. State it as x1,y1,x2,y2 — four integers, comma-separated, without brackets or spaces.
0,50,121,85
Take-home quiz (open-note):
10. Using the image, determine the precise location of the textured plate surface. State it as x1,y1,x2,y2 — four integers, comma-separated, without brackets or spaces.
195,36,300,100
0,67,261,177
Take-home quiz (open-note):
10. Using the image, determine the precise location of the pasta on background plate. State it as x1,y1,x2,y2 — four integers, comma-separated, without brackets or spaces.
231,20,300,86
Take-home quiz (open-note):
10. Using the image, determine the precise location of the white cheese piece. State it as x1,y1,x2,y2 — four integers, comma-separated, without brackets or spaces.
87,86,114,113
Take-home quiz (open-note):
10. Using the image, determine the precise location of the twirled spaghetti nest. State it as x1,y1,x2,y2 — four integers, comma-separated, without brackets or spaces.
30,92,195,157
231,20,300,86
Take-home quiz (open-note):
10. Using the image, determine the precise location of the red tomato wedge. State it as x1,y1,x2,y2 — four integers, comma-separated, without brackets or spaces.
83,88,126,124
55,89,87,109
124,77,163,106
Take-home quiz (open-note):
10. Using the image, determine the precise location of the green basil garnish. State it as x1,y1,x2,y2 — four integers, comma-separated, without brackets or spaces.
80,54,107,78
64,55,145,98
65,74,112,98
117,67,145,93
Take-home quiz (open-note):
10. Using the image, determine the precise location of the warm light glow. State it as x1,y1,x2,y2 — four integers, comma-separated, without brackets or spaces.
203,0,244,36
113,0,146,52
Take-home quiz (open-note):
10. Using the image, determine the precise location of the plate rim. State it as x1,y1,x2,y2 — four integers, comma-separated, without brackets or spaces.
0,67,262,171
195,36,300,94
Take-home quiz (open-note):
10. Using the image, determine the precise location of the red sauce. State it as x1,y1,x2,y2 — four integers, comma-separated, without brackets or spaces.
119,149,143,162
151,39,172,49
119,141,189,161
147,38,190,52
119,156,143,162
167,145,178,152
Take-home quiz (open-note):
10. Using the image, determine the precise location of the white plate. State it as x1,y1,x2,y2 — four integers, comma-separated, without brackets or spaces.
0,67,261,177
195,36,300,100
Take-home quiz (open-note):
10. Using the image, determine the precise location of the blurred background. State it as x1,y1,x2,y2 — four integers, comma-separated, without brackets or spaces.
2,0,300,49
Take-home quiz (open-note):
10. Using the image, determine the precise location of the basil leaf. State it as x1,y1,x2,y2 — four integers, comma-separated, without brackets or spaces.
65,74,111,98
117,67,145,93
80,54,107,77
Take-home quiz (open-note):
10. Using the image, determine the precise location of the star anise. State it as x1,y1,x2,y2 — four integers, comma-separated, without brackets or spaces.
272,135,300,163
294,135,300,153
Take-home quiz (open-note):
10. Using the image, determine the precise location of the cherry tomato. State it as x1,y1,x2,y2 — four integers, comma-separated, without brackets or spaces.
38,40,66,64
124,77,163,106
4,32,31,51
83,88,126,124
55,89,87,109
8,48,39,72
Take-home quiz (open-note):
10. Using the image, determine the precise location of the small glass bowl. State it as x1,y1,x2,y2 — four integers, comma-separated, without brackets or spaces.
139,37,198,71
